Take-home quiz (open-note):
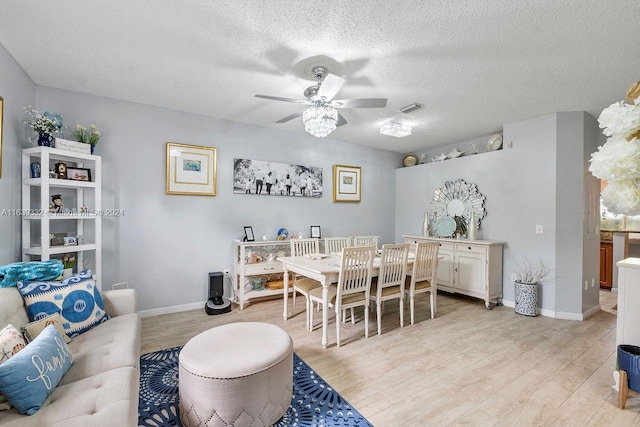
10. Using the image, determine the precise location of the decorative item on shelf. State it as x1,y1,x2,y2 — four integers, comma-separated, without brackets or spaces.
262,234,268,241
23,107,63,147
61,254,76,279
72,124,102,154
277,228,289,241
63,237,78,246
435,215,456,238
49,194,63,213
513,257,551,317
54,161,67,179
402,154,418,167
419,152,427,164
66,167,91,182
589,81,640,215
422,211,430,237
49,169,56,178
431,179,486,237
468,211,478,241
487,134,503,151
249,276,265,291
431,153,447,162
245,250,263,264
30,162,41,178
54,138,91,154
297,231,303,239
446,148,463,159
49,232,67,247
310,225,321,239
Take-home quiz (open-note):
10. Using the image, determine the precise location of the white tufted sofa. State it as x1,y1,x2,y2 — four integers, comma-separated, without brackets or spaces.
0,286,140,427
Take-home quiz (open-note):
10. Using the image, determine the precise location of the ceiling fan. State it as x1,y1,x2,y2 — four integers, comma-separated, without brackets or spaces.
255,66,387,137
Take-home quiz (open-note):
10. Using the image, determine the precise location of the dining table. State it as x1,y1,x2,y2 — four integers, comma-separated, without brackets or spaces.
278,252,416,349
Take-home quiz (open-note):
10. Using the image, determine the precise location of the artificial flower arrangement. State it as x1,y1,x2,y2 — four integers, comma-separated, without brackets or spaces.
62,254,76,269
23,106,63,135
72,124,102,146
589,82,640,215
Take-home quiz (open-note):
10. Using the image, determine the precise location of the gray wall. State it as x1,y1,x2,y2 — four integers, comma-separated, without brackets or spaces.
396,112,601,317
396,113,558,310
0,44,35,264
32,87,402,311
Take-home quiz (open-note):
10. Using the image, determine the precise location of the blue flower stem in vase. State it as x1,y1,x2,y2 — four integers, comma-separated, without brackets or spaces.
37,133,53,147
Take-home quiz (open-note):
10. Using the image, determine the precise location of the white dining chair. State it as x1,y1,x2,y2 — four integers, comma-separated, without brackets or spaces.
351,235,379,250
324,237,351,254
370,243,410,335
290,238,321,329
309,245,375,347
406,241,439,324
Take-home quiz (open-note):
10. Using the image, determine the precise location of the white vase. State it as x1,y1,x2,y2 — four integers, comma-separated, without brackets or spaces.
468,211,478,241
422,212,430,236
62,268,73,279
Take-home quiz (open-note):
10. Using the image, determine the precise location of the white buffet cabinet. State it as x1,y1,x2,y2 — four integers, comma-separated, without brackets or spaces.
403,235,504,309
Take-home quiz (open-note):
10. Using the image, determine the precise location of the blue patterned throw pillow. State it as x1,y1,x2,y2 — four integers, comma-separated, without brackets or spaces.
17,269,110,338
0,260,63,288
0,325,72,415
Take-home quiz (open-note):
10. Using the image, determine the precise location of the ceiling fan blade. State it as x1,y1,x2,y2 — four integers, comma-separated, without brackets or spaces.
275,112,303,124
255,94,308,104
336,113,347,127
317,74,345,101
331,98,388,108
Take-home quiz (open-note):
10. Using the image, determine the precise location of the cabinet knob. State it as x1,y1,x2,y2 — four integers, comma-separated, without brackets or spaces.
468,246,472,250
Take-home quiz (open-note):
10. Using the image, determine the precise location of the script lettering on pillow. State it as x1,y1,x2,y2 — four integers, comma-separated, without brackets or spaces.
26,334,72,390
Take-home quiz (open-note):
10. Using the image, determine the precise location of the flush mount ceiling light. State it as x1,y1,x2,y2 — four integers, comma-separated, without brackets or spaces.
303,102,338,138
380,121,411,138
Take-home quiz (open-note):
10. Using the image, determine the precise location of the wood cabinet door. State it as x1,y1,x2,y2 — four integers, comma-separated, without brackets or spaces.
600,243,613,289
436,250,454,286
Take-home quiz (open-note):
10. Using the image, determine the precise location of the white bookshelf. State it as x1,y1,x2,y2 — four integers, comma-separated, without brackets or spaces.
21,147,102,287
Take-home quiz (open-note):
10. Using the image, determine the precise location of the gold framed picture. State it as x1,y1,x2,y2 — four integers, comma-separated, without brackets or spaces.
166,142,217,196
333,164,361,203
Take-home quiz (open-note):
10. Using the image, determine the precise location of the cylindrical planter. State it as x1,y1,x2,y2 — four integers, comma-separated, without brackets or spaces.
618,345,640,392
514,281,538,316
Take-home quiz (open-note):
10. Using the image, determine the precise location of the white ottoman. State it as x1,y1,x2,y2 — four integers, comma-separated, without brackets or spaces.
179,322,293,427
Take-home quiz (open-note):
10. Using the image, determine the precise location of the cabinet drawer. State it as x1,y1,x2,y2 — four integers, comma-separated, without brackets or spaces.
438,241,454,252
455,243,487,255
244,262,282,275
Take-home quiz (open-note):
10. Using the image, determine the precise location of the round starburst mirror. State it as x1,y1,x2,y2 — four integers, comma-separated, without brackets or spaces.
430,179,486,236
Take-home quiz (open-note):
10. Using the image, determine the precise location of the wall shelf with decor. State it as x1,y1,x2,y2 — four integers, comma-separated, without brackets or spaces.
233,240,292,310
21,147,102,287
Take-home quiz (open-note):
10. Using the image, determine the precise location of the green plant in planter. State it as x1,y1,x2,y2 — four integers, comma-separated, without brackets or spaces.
513,257,551,317
72,124,102,147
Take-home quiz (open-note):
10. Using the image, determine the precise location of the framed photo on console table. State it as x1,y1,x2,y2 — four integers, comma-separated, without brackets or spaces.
310,225,321,239
333,164,361,203
166,142,217,196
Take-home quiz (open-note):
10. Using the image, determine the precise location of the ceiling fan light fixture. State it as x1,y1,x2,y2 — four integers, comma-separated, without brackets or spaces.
303,103,338,138
380,121,411,138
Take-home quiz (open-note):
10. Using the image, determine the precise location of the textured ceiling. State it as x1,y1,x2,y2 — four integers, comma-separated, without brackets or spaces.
1,1,639,153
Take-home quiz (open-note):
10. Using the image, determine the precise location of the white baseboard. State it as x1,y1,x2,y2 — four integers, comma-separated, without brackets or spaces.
500,299,579,319
139,300,207,318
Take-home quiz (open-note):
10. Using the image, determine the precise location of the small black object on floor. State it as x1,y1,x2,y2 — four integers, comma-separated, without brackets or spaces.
205,272,231,315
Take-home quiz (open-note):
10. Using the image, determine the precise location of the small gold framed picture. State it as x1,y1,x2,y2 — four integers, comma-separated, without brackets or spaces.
166,142,217,196
333,164,361,203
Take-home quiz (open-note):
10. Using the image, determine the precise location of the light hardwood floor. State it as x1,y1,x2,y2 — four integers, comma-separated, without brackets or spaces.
141,290,640,426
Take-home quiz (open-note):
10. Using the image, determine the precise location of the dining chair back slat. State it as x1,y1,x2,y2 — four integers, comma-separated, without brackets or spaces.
324,237,352,254
370,243,410,335
291,238,320,256
351,235,379,250
406,241,439,323
338,245,375,298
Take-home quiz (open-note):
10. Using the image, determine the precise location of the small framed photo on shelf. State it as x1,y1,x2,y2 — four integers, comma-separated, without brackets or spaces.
310,225,321,239
67,167,92,182
63,236,78,246
50,233,67,247
244,226,255,242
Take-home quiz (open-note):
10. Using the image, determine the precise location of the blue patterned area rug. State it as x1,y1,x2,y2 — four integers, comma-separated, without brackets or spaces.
138,346,372,426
